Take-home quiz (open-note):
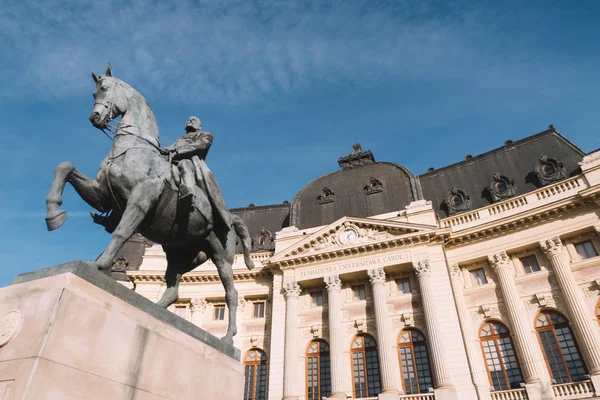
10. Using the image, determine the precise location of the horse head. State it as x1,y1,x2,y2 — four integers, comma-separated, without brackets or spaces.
89,62,128,129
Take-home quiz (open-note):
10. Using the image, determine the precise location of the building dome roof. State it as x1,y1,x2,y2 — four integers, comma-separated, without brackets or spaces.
290,144,422,229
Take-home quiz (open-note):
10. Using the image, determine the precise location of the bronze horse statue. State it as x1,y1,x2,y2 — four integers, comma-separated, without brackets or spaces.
45,63,254,345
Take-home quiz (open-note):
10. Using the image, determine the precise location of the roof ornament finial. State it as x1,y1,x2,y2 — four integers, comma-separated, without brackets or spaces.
338,143,375,170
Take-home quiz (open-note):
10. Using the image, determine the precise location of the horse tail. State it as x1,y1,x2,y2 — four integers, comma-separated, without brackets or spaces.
230,214,255,270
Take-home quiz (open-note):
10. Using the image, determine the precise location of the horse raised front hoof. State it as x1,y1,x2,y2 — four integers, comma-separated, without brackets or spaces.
45,210,68,231
221,336,234,347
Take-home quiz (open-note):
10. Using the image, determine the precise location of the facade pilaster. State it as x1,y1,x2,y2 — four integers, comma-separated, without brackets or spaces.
324,275,347,399
234,296,247,350
268,270,286,400
190,297,207,327
413,260,453,390
448,264,491,400
488,252,554,400
283,281,302,400
540,237,600,388
368,267,402,399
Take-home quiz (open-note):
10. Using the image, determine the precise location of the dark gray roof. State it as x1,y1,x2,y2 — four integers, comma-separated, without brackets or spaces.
290,144,422,229
230,203,290,252
419,127,585,218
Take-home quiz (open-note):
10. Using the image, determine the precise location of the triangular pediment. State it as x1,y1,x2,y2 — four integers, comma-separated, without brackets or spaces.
271,216,437,263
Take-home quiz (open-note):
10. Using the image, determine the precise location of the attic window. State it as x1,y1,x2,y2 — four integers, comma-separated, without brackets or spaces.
488,173,516,202
254,228,273,250
535,156,567,186
443,188,471,216
317,187,335,204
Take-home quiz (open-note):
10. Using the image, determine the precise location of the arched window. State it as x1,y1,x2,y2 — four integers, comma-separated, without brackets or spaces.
479,321,523,390
535,311,587,383
397,329,433,394
306,340,331,399
596,301,600,323
351,335,381,397
244,349,268,400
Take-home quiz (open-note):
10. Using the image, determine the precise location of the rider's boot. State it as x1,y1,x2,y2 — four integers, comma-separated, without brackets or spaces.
179,183,194,211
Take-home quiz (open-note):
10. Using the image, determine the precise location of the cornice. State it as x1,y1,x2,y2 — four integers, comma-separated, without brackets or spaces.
128,267,272,284
444,196,592,248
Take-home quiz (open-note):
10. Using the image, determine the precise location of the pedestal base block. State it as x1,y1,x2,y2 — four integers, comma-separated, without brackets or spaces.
0,262,243,400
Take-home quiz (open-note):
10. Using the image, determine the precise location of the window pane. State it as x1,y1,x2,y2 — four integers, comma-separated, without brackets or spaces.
536,311,588,383
399,330,434,394
253,302,265,318
311,292,323,307
479,322,524,390
214,305,225,320
575,241,598,260
353,285,366,301
397,278,411,294
244,350,268,400
520,256,540,274
470,269,487,286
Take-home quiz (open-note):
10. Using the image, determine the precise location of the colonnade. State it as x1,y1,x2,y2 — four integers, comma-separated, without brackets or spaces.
280,261,454,399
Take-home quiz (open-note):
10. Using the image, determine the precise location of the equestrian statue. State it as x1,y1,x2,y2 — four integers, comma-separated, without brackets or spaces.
45,63,254,345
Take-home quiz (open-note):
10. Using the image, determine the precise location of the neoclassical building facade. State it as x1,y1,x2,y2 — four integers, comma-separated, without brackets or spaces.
123,127,600,400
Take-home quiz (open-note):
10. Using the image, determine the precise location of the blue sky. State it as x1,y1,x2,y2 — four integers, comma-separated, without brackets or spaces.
0,0,599,286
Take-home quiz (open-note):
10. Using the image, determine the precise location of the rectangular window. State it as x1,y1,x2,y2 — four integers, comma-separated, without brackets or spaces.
174,305,187,318
253,302,265,318
575,240,598,260
396,278,411,294
470,268,487,286
352,285,366,301
520,255,541,274
310,291,323,307
213,305,225,321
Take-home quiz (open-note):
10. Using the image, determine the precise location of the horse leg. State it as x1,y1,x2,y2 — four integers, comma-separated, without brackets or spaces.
208,230,238,346
89,178,163,270
231,214,255,270
46,162,108,231
157,246,207,308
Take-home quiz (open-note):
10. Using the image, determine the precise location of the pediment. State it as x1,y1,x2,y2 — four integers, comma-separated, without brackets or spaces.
271,216,437,263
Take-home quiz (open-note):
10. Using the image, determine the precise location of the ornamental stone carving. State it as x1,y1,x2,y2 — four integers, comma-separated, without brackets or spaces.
190,298,208,311
238,296,248,311
0,310,23,347
303,222,393,254
413,260,431,278
488,173,517,202
402,312,414,327
535,156,567,186
368,267,386,285
317,187,335,204
539,237,566,257
488,251,511,270
364,177,383,195
443,187,472,216
310,325,321,338
325,275,342,291
284,282,301,298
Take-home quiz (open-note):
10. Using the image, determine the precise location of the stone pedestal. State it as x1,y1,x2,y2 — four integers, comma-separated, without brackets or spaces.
0,261,243,400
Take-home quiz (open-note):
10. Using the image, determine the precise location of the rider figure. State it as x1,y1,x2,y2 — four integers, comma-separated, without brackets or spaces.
164,116,212,208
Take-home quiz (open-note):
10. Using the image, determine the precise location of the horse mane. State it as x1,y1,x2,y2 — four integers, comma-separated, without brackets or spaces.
110,76,160,145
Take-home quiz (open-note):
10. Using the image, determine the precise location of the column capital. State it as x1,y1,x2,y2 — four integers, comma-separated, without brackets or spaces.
284,282,301,298
190,297,207,312
539,236,566,257
488,251,512,272
413,259,431,278
449,264,465,285
324,275,342,291
238,296,248,310
368,267,386,285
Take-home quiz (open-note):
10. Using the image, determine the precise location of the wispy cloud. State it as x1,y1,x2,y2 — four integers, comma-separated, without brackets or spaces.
1,0,593,105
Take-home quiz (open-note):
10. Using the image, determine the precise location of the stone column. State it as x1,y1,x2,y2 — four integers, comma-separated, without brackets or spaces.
448,264,491,400
488,252,553,400
324,275,347,399
368,267,402,398
283,282,301,400
269,271,286,400
190,297,207,327
540,237,600,387
413,260,453,389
